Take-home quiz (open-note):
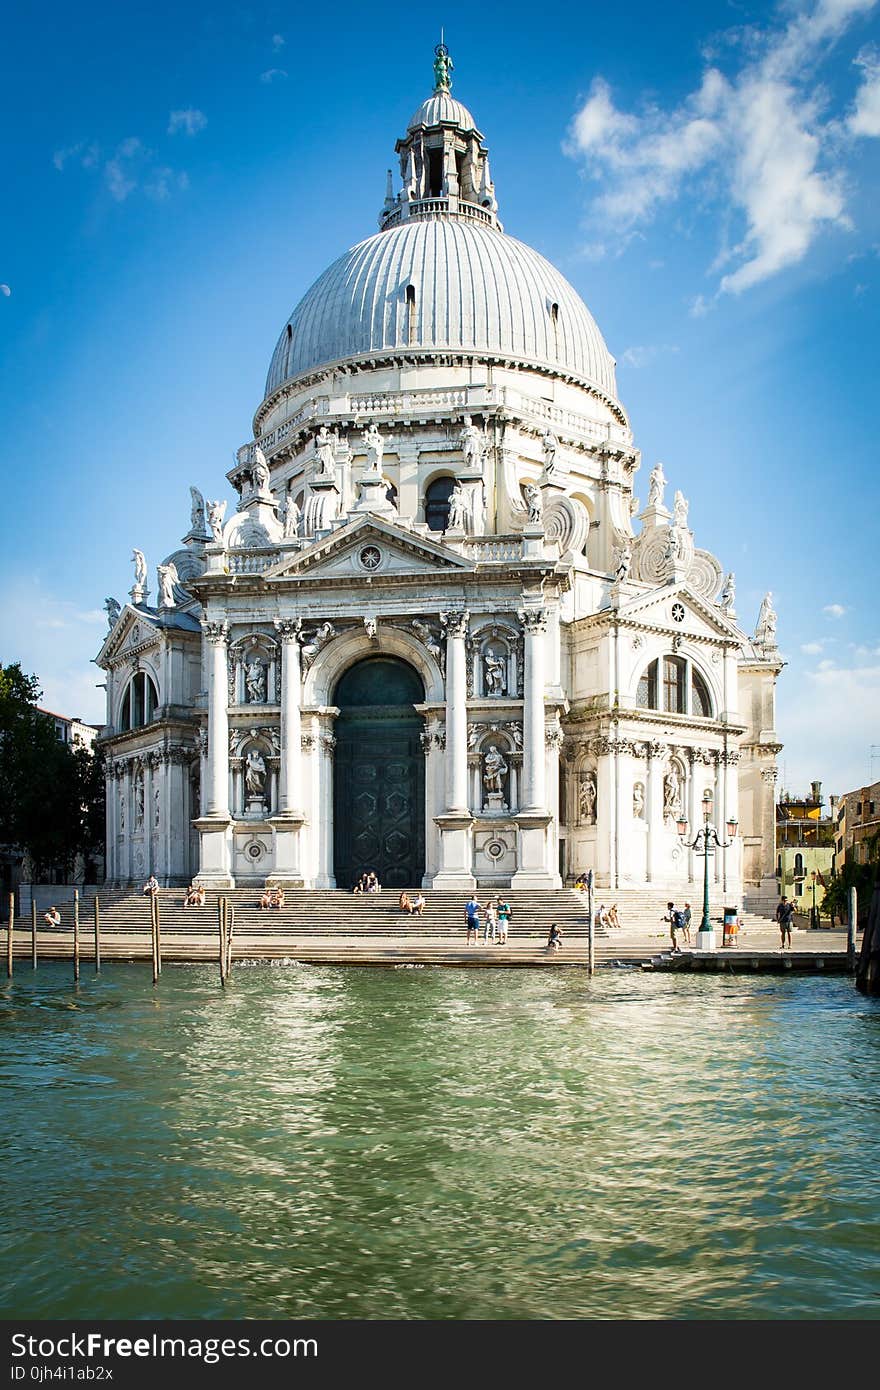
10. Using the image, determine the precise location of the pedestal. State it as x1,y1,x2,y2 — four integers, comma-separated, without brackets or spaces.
696,928,716,952
511,810,561,889
193,815,235,888
267,813,307,888
484,792,508,814
352,470,397,517
432,812,476,890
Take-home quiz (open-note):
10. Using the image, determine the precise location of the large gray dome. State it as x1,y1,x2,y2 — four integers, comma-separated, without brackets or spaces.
264,218,618,401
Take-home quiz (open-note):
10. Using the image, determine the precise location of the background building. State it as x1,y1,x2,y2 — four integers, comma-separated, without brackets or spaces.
96,52,783,902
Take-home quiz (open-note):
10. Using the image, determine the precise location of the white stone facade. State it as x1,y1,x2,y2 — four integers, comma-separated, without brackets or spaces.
96,57,782,901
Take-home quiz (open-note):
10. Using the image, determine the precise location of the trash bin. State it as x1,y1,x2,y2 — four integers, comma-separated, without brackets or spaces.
723,907,739,948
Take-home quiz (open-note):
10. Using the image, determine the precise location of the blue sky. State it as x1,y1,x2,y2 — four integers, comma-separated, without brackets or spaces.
1,0,879,798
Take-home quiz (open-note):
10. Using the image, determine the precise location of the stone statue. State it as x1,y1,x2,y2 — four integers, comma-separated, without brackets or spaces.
447,480,467,530
579,773,597,824
720,571,736,613
189,486,206,534
132,549,147,590
104,597,121,627
157,561,178,608
633,782,645,819
647,463,667,509
119,786,125,832
433,42,453,92
301,622,336,664
251,448,271,497
364,616,378,641
364,422,384,473
281,492,300,539
484,652,506,695
315,426,336,479
673,489,689,530
613,540,632,582
460,415,483,470
411,619,443,671
245,659,267,704
755,592,778,647
541,428,559,477
207,499,226,544
245,748,266,798
664,766,682,819
153,784,160,828
482,745,508,795
522,481,542,525
135,777,144,828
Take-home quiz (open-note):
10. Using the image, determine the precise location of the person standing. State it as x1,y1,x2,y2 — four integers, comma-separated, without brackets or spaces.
776,896,794,949
663,902,679,953
465,895,481,945
482,899,498,943
681,903,692,946
496,897,511,944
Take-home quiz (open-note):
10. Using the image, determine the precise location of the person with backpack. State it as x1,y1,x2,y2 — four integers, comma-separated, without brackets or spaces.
663,902,681,953
776,896,795,949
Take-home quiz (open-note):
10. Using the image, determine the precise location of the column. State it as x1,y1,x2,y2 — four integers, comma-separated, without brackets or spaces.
520,607,547,812
432,611,475,889
195,620,234,887
275,619,303,816
512,607,559,888
269,617,306,887
444,610,469,814
204,621,229,816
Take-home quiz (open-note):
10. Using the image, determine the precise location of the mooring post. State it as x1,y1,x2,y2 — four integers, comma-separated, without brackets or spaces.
218,897,227,986
73,889,80,983
588,907,595,977
848,887,857,971
225,901,234,981
151,895,159,986
94,896,101,973
154,894,162,976
31,901,37,970
6,892,14,979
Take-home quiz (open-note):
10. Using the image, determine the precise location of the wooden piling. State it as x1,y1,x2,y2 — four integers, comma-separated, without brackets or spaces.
73,890,80,983
154,894,162,976
150,894,159,985
6,892,13,979
588,907,595,977
225,900,234,980
848,887,857,970
31,901,37,969
218,897,227,985
94,896,101,973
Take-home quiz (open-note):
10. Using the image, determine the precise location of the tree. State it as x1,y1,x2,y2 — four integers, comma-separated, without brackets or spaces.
0,663,105,880
822,834,879,929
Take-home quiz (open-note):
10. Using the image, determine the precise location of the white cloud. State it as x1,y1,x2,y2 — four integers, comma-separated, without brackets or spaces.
780,656,880,793
0,284,10,297
849,45,880,134
167,108,207,137
260,68,288,84
823,602,847,617
565,0,880,295
620,343,680,368
53,132,188,204
0,582,107,724
271,33,285,50
801,640,825,653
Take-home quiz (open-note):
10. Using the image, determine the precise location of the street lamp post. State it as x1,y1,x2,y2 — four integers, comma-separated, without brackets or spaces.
676,791,738,949
810,870,818,929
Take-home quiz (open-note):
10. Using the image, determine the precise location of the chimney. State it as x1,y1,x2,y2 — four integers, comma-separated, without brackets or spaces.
811,780,822,805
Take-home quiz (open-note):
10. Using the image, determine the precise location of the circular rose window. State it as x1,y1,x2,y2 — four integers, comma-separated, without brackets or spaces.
359,545,382,571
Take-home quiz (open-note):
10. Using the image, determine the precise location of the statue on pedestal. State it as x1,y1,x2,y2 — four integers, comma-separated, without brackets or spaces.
720,571,736,614
579,773,597,825
647,463,667,508
245,659,267,704
522,481,542,524
207,500,227,544
755,592,778,648
673,489,689,530
484,652,506,695
483,745,508,797
157,561,178,608
446,480,467,531
104,597,121,627
460,415,483,470
315,427,337,479
189,486,206,536
613,540,632,582
364,422,384,473
245,748,267,800
541,428,559,477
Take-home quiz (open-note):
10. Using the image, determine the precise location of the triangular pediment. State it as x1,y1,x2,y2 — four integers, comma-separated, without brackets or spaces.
96,604,162,667
264,514,475,582
614,582,743,640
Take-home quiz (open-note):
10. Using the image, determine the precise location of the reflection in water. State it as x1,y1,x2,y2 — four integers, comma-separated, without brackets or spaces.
1,964,878,1319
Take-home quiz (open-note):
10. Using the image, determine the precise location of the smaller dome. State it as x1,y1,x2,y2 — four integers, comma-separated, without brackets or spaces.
408,93,479,132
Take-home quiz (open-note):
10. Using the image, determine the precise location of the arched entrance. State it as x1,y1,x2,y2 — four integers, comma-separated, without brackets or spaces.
333,657,426,889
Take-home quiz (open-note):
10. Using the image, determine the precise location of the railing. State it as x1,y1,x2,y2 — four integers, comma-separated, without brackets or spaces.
242,384,632,461
380,197,495,230
227,550,278,575
465,538,524,563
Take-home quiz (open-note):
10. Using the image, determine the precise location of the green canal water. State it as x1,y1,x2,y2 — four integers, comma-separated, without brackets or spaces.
1,962,878,1320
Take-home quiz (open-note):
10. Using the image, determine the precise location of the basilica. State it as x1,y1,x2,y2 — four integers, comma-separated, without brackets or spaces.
96,49,783,901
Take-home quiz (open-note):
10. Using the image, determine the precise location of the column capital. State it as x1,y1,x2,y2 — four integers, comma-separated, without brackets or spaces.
440,608,470,639
202,619,229,645
518,607,547,634
274,617,303,643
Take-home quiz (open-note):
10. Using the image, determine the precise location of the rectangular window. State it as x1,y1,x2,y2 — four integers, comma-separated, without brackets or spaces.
663,658,686,714
857,802,862,815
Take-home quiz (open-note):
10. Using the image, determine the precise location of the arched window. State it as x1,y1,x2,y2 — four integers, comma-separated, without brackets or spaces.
425,475,455,532
794,852,805,877
119,671,158,731
405,284,416,346
635,655,714,718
